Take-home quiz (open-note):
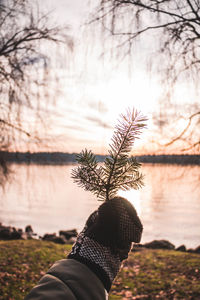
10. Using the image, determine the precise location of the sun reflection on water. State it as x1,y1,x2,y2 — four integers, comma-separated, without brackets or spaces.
1,164,200,248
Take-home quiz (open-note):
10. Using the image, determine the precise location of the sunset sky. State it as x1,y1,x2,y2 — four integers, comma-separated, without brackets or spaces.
17,0,199,155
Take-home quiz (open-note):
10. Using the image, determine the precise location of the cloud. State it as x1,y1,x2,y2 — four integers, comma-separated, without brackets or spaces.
86,115,112,129
87,100,108,114
62,123,89,132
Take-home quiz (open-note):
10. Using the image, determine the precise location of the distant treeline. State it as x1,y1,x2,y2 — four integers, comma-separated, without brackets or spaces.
137,154,200,165
0,151,105,164
0,151,200,165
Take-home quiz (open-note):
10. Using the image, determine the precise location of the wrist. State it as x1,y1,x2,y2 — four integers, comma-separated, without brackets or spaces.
68,236,121,292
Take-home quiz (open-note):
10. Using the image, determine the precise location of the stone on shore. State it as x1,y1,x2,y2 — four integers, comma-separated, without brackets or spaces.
25,225,33,233
131,244,144,252
176,245,186,252
194,246,200,253
143,240,175,250
0,223,22,240
42,233,66,244
0,223,199,251
187,248,195,253
59,229,78,240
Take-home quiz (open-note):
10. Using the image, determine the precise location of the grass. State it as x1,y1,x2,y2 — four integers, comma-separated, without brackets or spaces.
0,240,200,300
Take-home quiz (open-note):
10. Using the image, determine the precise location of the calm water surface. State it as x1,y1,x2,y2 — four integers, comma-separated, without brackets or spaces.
0,163,200,248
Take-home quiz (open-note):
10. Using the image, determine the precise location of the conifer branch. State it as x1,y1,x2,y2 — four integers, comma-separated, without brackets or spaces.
71,108,147,201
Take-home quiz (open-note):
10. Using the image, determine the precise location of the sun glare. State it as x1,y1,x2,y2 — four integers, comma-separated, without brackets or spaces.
95,71,161,117
118,189,142,216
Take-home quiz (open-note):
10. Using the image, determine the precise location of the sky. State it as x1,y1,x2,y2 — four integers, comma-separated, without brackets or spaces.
17,0,199,155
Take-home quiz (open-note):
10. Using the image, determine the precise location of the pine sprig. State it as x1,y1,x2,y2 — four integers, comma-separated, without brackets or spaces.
71,108,147,201
71,149,106,198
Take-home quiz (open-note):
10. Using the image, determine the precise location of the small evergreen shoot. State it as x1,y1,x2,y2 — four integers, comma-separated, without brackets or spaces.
71,108,147,201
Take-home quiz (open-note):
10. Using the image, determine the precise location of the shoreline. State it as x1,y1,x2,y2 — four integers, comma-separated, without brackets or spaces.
0,223,200,254
1,151,200,165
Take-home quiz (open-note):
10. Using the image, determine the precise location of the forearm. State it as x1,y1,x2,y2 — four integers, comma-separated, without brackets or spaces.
25,259,108,300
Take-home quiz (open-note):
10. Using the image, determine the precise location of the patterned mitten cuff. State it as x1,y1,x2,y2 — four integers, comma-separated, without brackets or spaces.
68,197,143,292
68,212,121,292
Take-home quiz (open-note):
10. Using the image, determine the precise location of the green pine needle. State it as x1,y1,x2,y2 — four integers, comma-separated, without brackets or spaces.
71,108,147,201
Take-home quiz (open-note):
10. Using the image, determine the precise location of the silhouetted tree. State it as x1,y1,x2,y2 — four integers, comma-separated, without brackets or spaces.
93,0,200,152
0,0,72,183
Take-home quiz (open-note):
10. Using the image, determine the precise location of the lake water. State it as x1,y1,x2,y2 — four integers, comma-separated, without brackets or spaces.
0,163,200,248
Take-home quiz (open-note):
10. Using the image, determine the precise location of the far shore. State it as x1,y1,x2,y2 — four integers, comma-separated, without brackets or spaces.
1,151,200,165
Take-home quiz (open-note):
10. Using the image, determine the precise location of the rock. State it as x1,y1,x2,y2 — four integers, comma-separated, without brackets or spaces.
187,248,195,253
52,236,66,244
0,225,22,240
24,225,38,239
11,227,22,239
194,246,200,254
59,229,78,240
131,244,144,252
143,240,175,250
42,233,66,244
176,245,186,252
42,233,57,241
25,225,33,233
0,226,12,240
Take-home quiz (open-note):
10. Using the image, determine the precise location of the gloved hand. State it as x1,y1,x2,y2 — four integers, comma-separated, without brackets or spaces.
68,196,143,292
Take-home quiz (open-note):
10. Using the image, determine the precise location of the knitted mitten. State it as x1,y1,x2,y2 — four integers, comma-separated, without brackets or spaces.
68,196,143,292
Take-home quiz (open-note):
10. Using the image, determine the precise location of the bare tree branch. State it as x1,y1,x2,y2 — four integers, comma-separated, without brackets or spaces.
0,0,72,182
94,0,200,152
164,112,200,146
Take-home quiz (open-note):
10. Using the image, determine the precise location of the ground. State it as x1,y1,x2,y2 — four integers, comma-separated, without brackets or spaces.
0,240,200,299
